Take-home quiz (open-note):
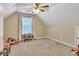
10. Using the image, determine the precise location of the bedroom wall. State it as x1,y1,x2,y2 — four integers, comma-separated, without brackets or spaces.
0,4,3,50
32,14,46,39
4,12,75,46
4,12,18,42
4,12,46,41
0,14,3,50
18,13,46,40
45,25,75,46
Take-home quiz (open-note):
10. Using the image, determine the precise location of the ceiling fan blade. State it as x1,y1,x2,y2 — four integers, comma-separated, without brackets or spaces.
35,3,40,6
39,5,49,8
39,9,45,12
34,3,40,8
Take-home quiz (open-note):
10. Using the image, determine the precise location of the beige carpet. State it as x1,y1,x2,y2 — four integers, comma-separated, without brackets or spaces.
9,39,73,56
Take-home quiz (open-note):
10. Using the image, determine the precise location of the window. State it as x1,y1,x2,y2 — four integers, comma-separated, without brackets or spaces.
22,16,32,35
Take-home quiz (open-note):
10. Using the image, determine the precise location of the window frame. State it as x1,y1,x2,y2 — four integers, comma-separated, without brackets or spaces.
21,15,33,35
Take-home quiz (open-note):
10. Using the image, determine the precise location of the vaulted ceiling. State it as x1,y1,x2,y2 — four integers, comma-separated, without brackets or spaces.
3,3,79,25
3,3,16,18
0,4,3,16
37,3,79,25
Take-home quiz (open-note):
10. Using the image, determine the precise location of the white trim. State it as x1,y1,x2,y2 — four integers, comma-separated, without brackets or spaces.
75,24,79,47
36,37,74,47
74,25,77,47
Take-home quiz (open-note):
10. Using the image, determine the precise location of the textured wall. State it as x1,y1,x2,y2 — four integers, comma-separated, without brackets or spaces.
4,13,46,41
4,12,75,46
46,25,75,46
4,12,18,42
32,14,46,39
0,14,3,50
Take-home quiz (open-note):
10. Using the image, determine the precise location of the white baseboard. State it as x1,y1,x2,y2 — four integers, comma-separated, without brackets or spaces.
36,37,75,48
